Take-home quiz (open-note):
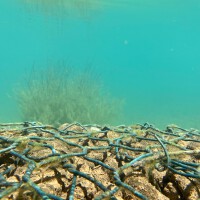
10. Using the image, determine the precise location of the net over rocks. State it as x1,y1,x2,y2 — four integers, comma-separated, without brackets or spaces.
0,122,199,200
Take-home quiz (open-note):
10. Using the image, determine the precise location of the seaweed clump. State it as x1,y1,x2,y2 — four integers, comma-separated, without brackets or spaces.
15,65,123,126
18,0,101,19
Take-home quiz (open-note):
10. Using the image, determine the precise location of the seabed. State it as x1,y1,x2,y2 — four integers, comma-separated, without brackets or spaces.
0,121,200,200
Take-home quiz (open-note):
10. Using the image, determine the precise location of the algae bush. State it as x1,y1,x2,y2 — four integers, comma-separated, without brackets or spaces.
15,65,123,126
19,0,102,19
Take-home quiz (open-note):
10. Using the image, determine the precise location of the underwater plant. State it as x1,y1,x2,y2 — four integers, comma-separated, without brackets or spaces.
18,0,102,19
15,65,123,126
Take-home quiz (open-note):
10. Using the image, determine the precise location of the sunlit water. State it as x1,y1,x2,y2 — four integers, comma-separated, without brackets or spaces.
1,0,200,129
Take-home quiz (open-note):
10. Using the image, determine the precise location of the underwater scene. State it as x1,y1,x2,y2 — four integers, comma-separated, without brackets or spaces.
1,0,200,128
1,1,200,200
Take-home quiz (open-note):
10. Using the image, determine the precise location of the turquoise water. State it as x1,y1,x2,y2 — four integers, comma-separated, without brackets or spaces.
1,0,200,129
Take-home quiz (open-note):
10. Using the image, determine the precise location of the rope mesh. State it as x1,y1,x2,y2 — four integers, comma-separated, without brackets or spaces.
0,122,199,199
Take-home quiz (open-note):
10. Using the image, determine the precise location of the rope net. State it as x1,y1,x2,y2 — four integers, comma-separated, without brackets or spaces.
0,122,199,200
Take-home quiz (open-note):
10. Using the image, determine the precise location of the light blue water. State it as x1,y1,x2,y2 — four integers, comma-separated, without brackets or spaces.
1,0,200,129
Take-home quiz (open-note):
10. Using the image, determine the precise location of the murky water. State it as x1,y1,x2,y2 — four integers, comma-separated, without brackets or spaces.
1,0,200,128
